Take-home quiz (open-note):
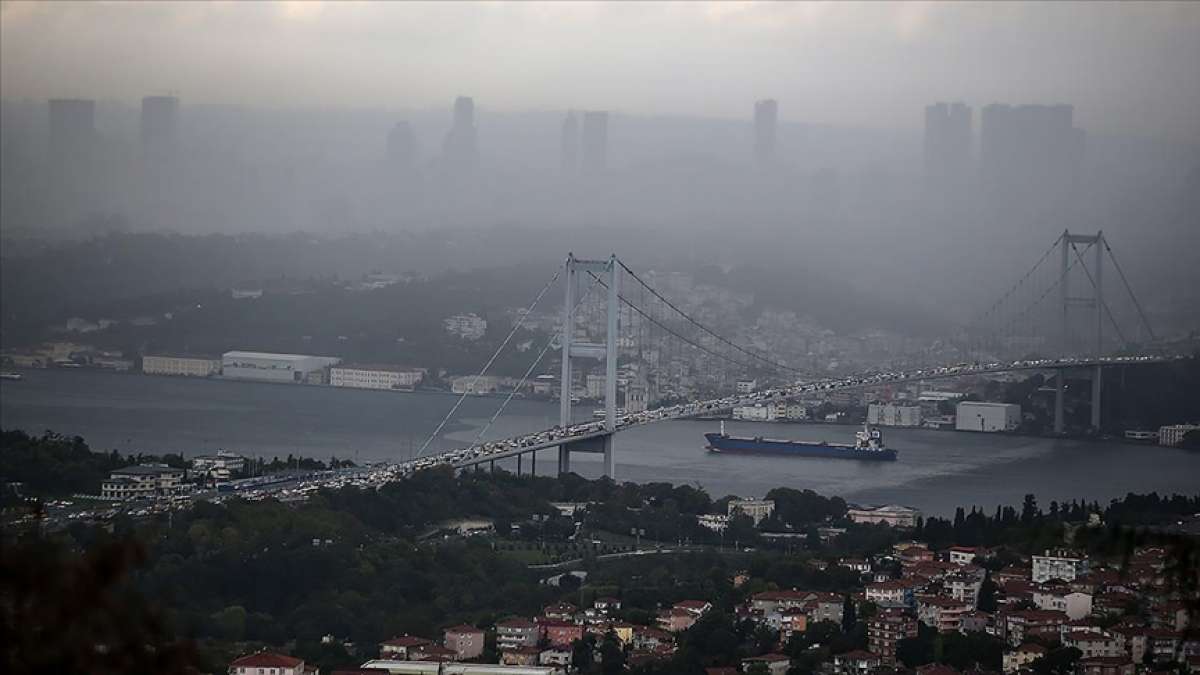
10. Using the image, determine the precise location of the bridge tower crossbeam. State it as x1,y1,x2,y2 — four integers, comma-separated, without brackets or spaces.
558,254,618,478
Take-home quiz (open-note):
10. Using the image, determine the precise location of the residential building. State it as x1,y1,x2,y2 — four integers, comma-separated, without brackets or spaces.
1076,657,1136,675
541,621,583,647
947,546,983,566
586,374,606,400
412,645,457,662
501,647,542,667
539,647,572,669
445,313,487,340
444,625,485,661
229,652,314,675
330,364,424,391
1002,643,1047,672
866,580,917,608
848,504,921,528
142,353,221,377
380,636,433,660
728,498,775,525
742,654,790,675
1033,549,1090,583
868,403,922,427
833,650,882,675
736,378,758,394
956,402,1021,432
923,102,972,198
697,514,729,532
1032,586,1093,620
1158,424,1198,447
918,596,973,632
222,351,339,384
1003,610,1069,647
869,609,917,665
946,567,986,606
658,608,698,633
100,464,185,500
496,618,540,651
1063,631,1122,659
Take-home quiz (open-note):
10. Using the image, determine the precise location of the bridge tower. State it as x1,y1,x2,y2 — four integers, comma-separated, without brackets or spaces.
558,254,618,478
1055,231,1106,433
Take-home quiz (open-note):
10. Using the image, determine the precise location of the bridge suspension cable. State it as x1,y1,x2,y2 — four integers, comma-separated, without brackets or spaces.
615,258,801,375
468,262,611,446
967,233,1063,332
1103,240,1156,342
587,269,791,376
1068,241,1127,347
414,260,565,459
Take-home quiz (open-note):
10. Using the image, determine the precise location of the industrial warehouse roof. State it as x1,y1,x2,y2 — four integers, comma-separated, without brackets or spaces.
223,350,332,361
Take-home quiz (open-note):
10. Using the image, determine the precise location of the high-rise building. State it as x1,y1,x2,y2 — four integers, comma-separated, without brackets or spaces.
979,103,1084,208
48,98,96,165
923,102,971,196
140,95,179,160
386,121,417,167
754,99,778,166
441,96,478,173
560,111,579,173
580,111,608,173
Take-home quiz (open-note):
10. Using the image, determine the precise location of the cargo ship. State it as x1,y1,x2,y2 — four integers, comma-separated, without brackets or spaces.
705,421,897,461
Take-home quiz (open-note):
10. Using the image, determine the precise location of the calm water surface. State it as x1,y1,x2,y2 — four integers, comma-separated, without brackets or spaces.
3,368,1198,516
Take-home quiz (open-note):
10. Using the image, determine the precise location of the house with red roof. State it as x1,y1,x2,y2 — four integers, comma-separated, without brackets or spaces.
542,620,584,647
230,651,316,675
378,635,432,660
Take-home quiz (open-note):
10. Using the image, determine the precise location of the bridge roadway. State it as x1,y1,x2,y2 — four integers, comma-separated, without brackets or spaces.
400,354,1184,474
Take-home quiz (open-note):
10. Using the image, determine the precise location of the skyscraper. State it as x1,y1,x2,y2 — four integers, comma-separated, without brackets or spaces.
754,99,778,166
560,111,579,173
140,95,179,160
386,121,417,167
442,96,478,173
48,98,96,166
923,102,972,197
580,111,608,174
979,103,1084,208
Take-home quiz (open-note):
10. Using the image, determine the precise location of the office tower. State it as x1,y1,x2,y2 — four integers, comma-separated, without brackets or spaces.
140,95,179,160
980,103,1084,207
580,111,608,173
754,99,778,166
442,96,479,173
386,121,417,167
560,111,579,173
923,102,972,197
48,98,96,166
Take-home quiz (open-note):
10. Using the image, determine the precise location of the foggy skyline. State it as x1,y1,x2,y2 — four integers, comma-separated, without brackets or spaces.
2,1,1198,143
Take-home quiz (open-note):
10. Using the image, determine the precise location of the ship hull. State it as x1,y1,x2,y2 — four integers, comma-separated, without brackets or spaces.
704,432,897,461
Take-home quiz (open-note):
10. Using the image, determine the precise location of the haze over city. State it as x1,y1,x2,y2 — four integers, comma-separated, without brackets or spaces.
2,5,1199,674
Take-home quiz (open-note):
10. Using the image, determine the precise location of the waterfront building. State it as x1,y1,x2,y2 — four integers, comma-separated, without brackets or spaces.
727,498,775,525
221,351,340,384
100,464,186,500
1157,424,1198,447
142,353,221,377
191,451,246,481
868,403,922,427
330,364,424,391
955,401,1020,432
848,504,921,528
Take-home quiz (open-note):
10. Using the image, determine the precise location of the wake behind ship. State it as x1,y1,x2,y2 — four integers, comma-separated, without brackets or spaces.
705,421,898,461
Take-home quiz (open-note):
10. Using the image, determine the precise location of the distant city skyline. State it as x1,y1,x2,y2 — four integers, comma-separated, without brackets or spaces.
2,2,1197,142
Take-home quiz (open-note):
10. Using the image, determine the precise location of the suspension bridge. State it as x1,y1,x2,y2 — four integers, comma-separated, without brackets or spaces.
399,231,1183,479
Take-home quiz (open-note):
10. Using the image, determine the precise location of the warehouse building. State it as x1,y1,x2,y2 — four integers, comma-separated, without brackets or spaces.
955,401,1021,432
330,364,424,391
142,353,222,377
221,351,340,384
868,403,922,427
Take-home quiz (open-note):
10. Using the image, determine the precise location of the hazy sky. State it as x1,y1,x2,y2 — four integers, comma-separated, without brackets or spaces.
2,1,1198,141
